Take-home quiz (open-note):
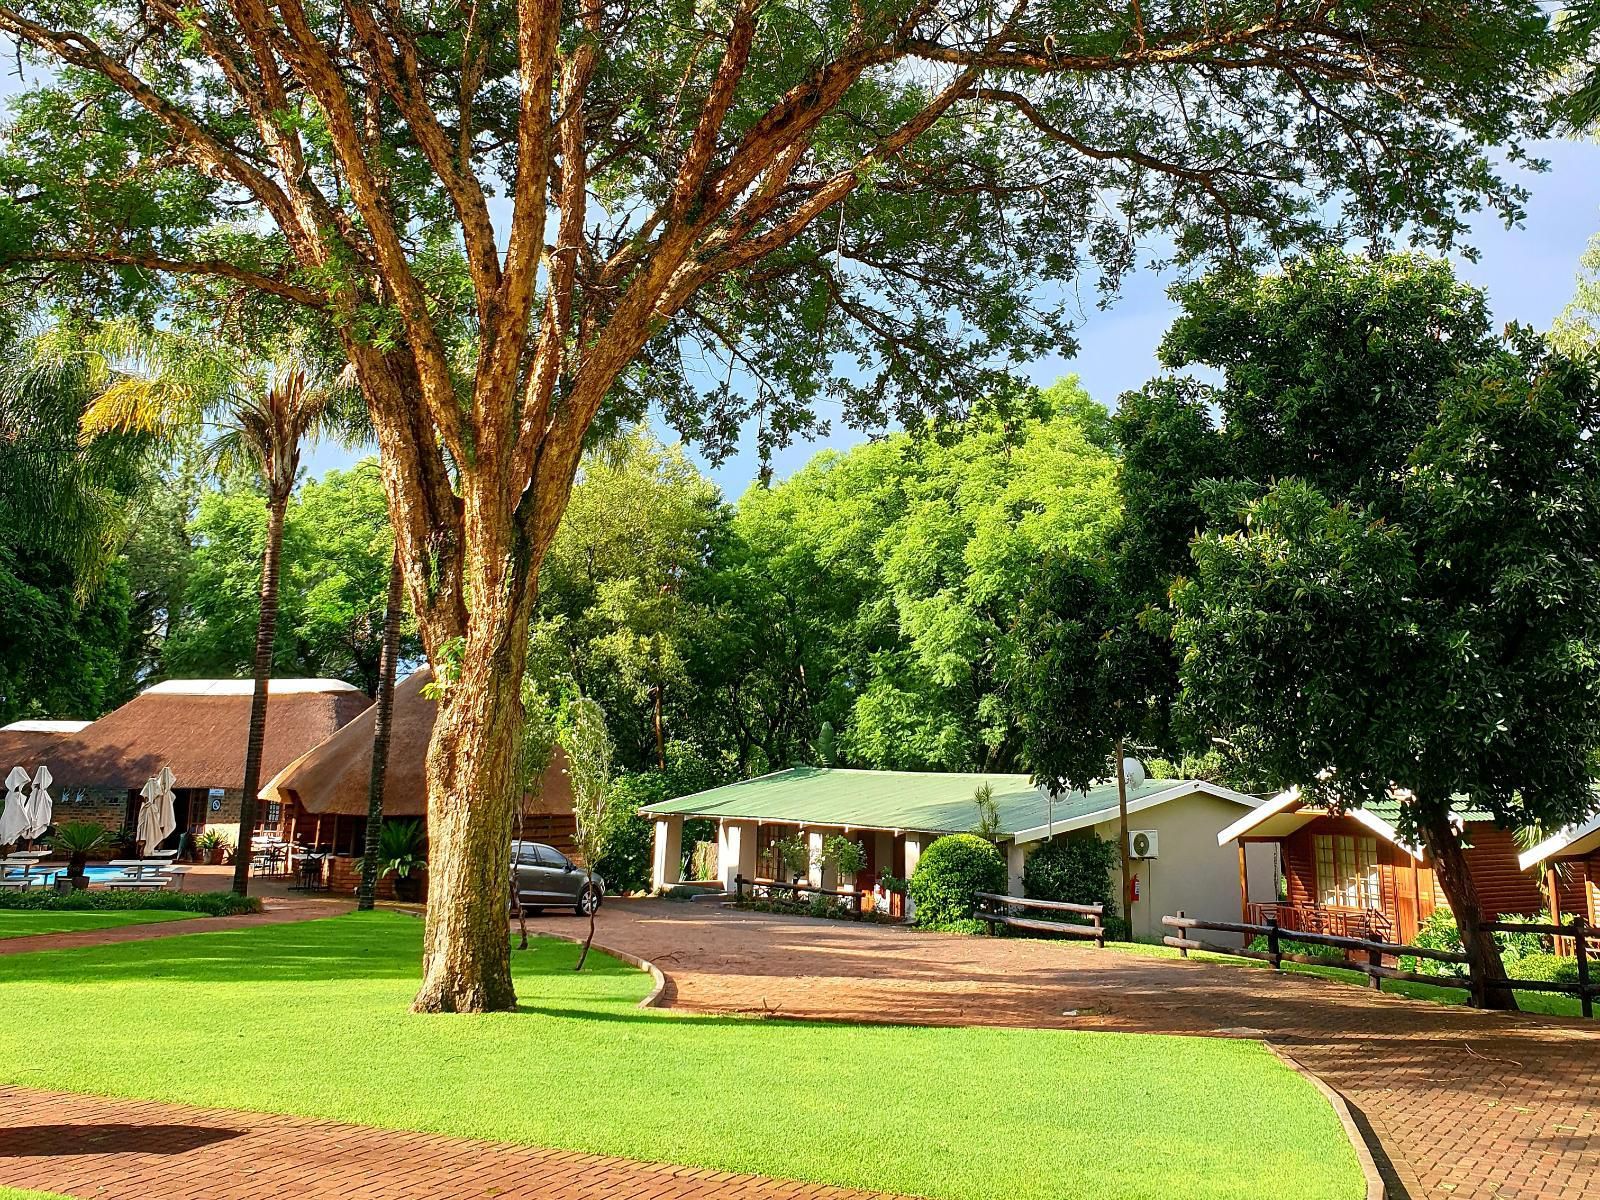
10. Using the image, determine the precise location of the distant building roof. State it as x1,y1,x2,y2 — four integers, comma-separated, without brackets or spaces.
1518,810,1600,869
640,766,1259,844
260,667,573,820
0,720,90,775
44,678,372,792
1218,787,1503,858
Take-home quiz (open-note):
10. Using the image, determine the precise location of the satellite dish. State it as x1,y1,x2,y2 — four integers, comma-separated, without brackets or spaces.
1122,756,1146,790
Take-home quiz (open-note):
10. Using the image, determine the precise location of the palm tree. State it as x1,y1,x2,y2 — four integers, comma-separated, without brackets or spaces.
79,327,352,895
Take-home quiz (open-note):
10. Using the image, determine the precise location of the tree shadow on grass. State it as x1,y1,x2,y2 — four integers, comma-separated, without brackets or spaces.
0,1123,243,1156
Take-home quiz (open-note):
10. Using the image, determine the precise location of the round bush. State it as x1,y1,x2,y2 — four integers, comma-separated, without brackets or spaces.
1509,952,1578,984
1022,834,1118,915
907,834,1007,930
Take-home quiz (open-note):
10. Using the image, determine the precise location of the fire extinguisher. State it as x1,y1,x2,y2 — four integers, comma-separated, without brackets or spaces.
1130,874,1141,903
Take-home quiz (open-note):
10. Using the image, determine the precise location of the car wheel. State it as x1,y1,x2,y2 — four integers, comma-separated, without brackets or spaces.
575,885,602,917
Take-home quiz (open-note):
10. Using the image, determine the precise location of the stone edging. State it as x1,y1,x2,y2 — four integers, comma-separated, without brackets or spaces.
1266,1045,1385,1200
542,931,669,1009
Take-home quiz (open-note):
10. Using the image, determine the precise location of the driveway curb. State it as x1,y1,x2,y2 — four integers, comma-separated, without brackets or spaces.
542,931,669,1008
1267,1045,1385,1200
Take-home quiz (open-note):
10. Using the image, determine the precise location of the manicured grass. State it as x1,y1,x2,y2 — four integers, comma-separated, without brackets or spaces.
0,910,197,940
0,1189,73,1200
1105,939,1585,1017
0,913,1363,1200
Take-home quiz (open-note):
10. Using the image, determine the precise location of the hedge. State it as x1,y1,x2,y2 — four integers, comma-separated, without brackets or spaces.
0,890,262,916
907,834,1007,930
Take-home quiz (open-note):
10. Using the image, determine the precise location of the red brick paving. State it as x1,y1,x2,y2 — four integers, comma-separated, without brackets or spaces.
0,1087,910,1200
540,902,1600,1200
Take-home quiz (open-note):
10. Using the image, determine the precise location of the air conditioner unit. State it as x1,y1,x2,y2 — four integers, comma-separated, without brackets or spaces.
1129,830,1159,859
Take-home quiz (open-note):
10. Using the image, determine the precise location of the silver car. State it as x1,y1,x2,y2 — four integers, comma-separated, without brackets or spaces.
511,840,604,915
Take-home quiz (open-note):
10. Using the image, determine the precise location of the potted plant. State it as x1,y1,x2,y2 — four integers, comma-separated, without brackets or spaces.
821,834,867,897
49,822,112,889
194,828,230,865
377,819,427,902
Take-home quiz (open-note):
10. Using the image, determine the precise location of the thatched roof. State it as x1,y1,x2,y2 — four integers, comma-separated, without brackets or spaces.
0,720,91,775
47,679,371,792
260,667,574,819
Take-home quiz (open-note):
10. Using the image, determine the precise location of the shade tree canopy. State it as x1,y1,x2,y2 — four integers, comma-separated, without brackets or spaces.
0,0,1568,1010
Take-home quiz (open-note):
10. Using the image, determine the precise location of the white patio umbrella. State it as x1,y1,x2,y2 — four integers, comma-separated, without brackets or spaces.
22,765,54,840
136,767,177,853
0,767,30,847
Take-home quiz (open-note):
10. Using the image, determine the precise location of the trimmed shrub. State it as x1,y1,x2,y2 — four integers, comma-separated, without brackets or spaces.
0,890,262,916
1402,908,1558,978
1023,834,1118,916
1507,952,1578,985
908,834,1007,930
1247,935,1346,963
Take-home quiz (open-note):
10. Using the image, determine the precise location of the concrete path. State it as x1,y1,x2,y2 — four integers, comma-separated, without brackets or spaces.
541,901,1600,1200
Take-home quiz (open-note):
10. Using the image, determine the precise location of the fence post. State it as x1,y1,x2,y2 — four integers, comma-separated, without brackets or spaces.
1176,910,1187,959
735,875,746,902
1094,907,1104,951
1267,916,1282,971
1366,932,1383,991
1576,917,1593,1020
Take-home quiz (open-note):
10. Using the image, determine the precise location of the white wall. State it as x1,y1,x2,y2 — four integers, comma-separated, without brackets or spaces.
1095,793,1276,945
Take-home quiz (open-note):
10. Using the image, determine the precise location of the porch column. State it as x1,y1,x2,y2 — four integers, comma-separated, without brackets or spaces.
719,820,756,894
1006,839,1028,897
903,834,927,920
807,829,828,889
651,815,684,892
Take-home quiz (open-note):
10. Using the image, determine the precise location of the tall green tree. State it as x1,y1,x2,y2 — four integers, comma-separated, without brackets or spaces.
81,336,351,895
0,0,1563,1011
1163,256,1600,1006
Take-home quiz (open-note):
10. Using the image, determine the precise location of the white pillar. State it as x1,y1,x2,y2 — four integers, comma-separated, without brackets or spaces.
719,820,757,894
903,833,927,920
807,829,827,888
1006,839,1028,897
651,816,683,892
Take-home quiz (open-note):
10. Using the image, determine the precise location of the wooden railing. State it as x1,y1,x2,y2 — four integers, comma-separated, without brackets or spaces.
733,875,864,914
1245,902,1392,941
974,893,1105,949
1164,912,1599,1017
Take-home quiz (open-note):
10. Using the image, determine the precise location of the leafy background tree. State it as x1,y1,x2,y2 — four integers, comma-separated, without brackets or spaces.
1163,253,1600,1005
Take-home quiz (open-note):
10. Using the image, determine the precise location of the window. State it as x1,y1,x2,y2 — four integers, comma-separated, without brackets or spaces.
1314,834,1380,908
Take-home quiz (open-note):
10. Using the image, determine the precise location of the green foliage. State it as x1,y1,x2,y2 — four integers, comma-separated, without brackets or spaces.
1246,936,1347,963
1506,953,1579,984
770,834,811,882
47,822,112,858
376,819,426,880
560,696,615,880
1165,253,1600,850
163,462,417,691
971,784,1001,842
1022,835,1119,918
821,834,866,878
1401,909,1561,978
908,834,1007,930
0,889,260,915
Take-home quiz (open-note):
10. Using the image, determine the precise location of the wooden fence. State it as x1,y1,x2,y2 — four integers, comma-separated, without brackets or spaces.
1162,912,1598,1017
975,893,1106,948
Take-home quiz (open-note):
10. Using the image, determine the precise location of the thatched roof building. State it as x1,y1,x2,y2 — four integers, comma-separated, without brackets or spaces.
48,679,371,792
0,720,91,774
261,667,574,820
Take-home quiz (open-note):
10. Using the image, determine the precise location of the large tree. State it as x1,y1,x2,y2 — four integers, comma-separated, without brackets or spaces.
0,0,1562,1011
1162,256,1600,1007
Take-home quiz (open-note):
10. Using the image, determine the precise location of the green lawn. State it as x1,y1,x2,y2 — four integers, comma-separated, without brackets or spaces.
1104,939,1586,1017
0,910,198,941
0,912,1362,1200
0,1189,72,1200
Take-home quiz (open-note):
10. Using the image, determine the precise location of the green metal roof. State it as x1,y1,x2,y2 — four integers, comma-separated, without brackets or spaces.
638,766,1225,839
1364,797,1496,828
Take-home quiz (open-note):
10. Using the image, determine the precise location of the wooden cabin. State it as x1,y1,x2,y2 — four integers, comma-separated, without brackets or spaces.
1520,813,1600,930
1217,789,1549,944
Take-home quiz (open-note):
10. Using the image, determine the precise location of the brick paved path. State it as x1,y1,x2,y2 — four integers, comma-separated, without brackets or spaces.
0,896,350,956
541,902,1600,1200
0,1087,909,1200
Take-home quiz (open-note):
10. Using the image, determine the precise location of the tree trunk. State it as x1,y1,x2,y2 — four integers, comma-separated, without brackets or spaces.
412,609,530,1013
1116,742,1133,942
576,868,597,972
652,683,666,770
358,547,405,912
230,491,289,897
1417,804,1516,1011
